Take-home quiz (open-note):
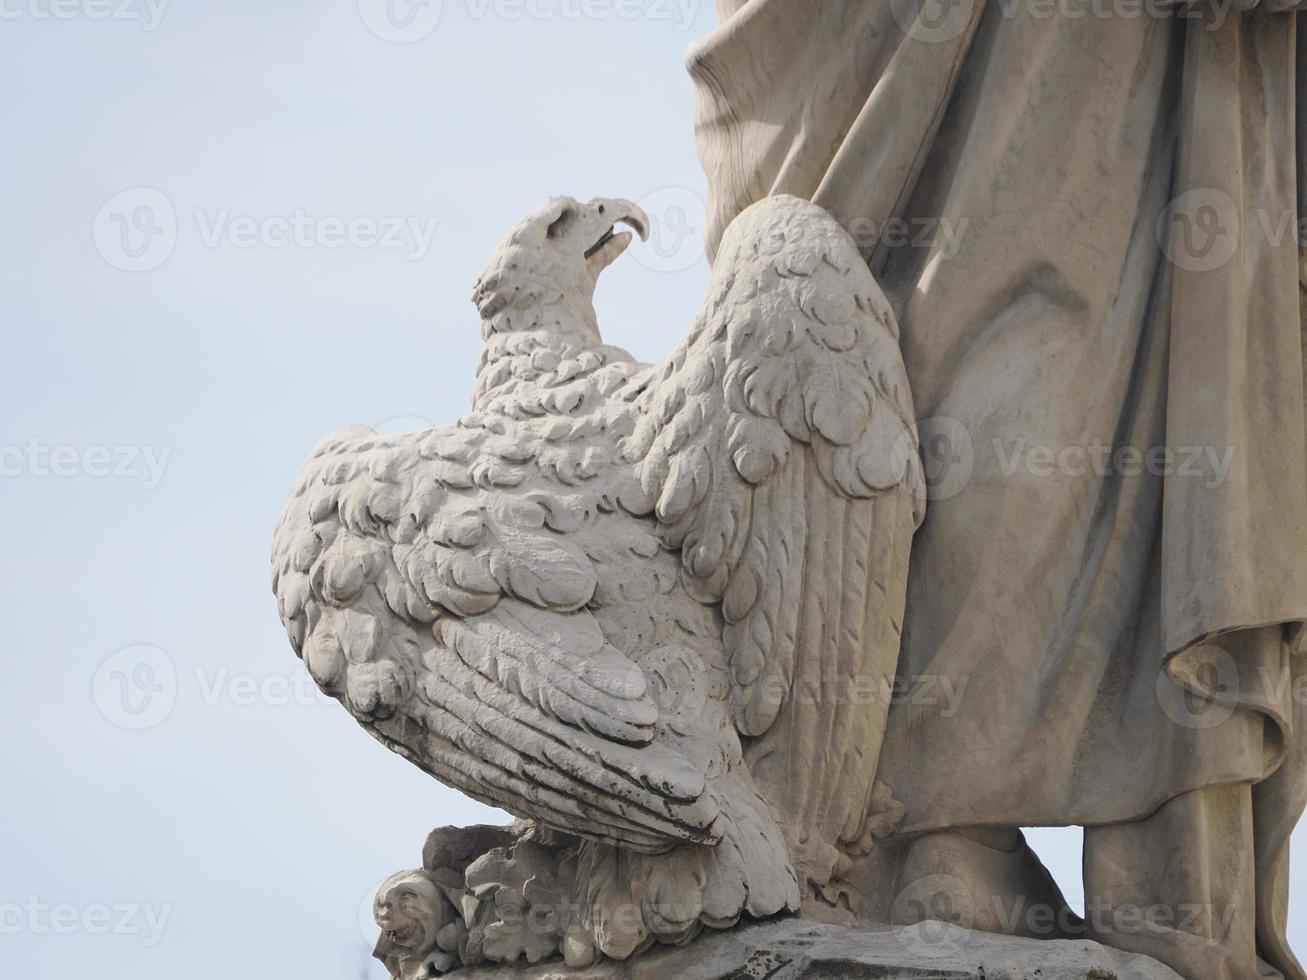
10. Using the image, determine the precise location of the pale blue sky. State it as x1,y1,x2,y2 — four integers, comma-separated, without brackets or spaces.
0,3,1299,978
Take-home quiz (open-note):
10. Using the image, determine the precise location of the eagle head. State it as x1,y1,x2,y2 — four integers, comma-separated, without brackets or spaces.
471,196,649,338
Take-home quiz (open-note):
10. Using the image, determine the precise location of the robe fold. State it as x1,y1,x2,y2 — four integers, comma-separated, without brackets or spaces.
689,0,1307,967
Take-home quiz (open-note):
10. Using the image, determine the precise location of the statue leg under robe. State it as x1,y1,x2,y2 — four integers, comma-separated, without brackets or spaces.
1084,629,1307,980
885,826,1081,941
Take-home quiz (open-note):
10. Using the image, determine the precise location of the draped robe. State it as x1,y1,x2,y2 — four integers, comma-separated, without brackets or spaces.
689,0,1307,972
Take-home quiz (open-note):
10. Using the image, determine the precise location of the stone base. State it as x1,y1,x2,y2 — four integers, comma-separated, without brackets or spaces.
445,919,1184,980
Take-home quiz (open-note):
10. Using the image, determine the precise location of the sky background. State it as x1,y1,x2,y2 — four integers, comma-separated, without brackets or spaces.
0,2,1300,978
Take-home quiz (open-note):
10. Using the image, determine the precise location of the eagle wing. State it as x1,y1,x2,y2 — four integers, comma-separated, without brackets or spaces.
272,421,721,853
620,195,924,874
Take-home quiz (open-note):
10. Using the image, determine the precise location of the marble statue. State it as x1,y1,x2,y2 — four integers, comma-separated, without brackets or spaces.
686,2,1307,980
273,194,924,973
273,3,1307,978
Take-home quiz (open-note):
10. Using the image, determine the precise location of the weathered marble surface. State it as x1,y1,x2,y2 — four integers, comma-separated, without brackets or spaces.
274,194,925,973
686,5,1307,979
272,8,1307,978
445,919,1183,980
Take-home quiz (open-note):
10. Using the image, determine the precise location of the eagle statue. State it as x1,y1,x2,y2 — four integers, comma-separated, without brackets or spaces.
272,193,926,975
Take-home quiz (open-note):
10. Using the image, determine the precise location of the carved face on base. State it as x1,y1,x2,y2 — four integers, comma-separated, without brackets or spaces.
373,870,450,965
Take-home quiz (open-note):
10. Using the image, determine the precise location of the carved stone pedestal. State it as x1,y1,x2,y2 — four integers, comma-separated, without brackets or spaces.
443,919,1183,980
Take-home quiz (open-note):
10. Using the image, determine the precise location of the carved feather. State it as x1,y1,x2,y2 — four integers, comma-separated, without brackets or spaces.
273,194,922,954
620,196,924,887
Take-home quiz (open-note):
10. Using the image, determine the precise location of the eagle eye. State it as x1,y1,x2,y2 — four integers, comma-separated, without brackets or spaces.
546,207,575,240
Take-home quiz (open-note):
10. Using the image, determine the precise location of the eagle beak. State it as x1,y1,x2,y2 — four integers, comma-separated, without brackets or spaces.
584,199,651,273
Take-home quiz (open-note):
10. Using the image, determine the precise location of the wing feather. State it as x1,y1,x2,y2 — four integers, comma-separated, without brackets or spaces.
623,195,924,735
619,195,924,884
272,419,721,853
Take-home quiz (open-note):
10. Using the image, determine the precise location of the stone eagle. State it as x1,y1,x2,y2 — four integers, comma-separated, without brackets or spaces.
271,194,925,971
